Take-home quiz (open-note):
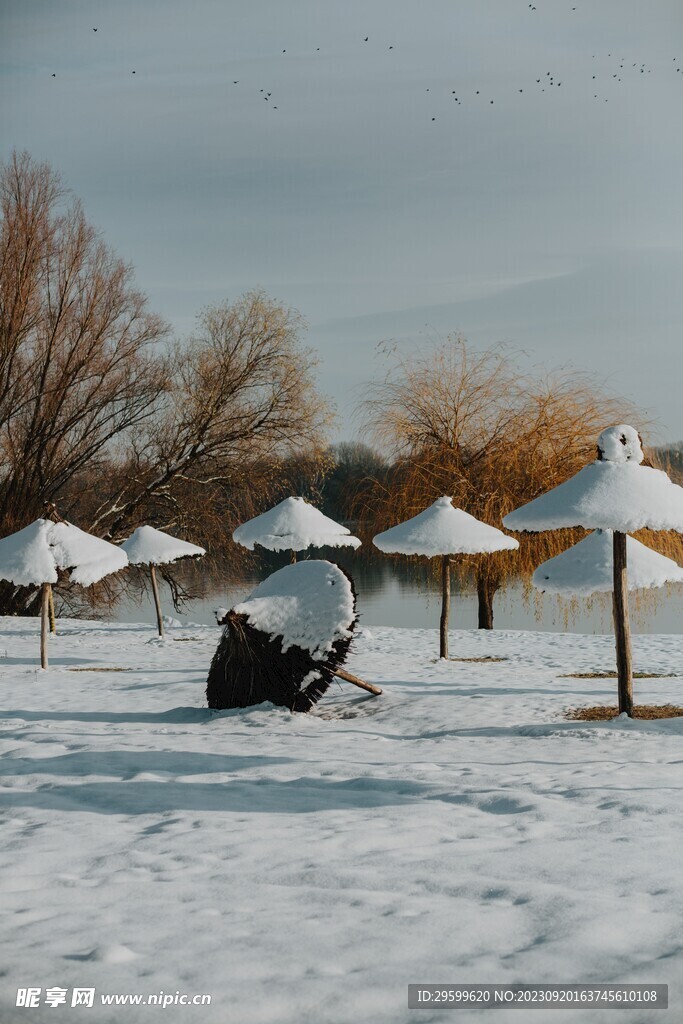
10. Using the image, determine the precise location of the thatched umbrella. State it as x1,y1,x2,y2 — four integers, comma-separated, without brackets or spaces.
532,529,683,597
207,560,369,712
373,496,519,659
120,525,205,637
233,496,361,563
504,425,683,715
0,517,128,668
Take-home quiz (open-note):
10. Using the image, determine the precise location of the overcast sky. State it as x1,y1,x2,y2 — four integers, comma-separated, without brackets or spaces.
3,0,683,441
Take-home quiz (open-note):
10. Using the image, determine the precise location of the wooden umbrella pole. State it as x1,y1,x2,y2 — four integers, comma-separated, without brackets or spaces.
40,582,50,669
290,549,297,564
48,585,56,634
334,667,382,696
149,564,164,637
439,554,451,659
612,530,633,716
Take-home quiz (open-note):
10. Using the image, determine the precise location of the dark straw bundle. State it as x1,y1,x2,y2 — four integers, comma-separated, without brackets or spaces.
206,567,358,713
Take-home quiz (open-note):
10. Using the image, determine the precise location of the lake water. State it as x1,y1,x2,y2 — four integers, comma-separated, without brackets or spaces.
112,552,683,636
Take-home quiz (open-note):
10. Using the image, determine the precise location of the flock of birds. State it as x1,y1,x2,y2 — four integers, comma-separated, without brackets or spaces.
48,15,682,121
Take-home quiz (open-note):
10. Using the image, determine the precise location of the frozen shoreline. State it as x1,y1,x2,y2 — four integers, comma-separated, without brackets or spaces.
1,617,682,1023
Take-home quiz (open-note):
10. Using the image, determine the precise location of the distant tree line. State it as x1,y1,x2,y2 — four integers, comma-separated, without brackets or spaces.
653,444,683,485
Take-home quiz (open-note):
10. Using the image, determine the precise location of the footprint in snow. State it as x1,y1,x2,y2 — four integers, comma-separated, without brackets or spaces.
67,943,138,963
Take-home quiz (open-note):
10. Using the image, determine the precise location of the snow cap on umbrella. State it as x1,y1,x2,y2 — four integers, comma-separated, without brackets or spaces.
504,425,683,534
0,519,128,588
121,525,205,566
373,496,519,557
233,497,361,553
532,529,683,597
597,424,644,464
233,559,356,658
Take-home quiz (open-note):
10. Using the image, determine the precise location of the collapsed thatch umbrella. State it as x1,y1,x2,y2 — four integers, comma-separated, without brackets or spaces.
0,517,128,668
373,496,519,659
207,560,376,712
120,525,206,637
504,425,683,715
233,496,361,563
532,529,683,596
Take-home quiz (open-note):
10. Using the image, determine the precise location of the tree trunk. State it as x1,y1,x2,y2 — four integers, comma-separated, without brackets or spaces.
149,564,164,637
612,530,633,716
48,585,56,634
40,583,50,669
477,576,494,629
290,549,297,564
440,554,451,659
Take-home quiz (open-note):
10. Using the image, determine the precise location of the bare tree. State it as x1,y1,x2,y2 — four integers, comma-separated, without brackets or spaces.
93,290,331,541
359,337,637,627
0,151,169,534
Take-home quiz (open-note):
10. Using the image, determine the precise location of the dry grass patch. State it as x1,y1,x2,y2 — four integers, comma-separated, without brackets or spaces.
68,667,130,672
452,656,508,663
567,704,683,721
432,656,509,664
561,671,677,679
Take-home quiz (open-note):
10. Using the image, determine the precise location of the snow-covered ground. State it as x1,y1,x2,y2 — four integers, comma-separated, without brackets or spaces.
1,616,682,1023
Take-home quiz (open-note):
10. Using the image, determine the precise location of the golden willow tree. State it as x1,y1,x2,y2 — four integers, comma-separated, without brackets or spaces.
357,337,643,627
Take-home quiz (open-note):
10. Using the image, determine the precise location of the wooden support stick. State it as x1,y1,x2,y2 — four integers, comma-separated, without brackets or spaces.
149,563,164,637
612,530,633,716
290,549,297,564
334,667,382,696
40,582,50,669
48,584,56,634
439,554,451,660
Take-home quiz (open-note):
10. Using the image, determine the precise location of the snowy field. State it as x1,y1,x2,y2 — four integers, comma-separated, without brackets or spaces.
1,616,683,1024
